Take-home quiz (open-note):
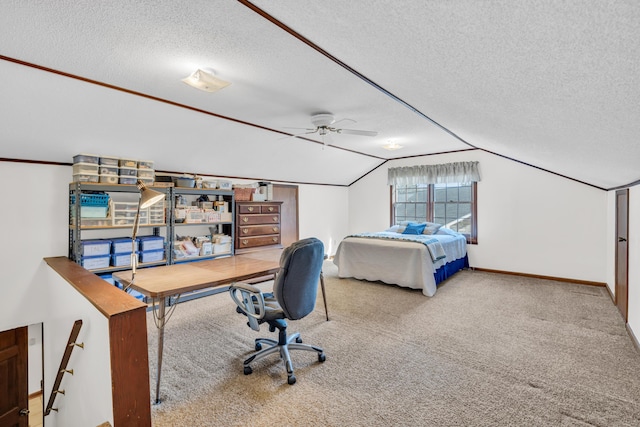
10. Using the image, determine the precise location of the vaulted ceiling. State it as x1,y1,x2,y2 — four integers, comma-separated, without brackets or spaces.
0,1,638,189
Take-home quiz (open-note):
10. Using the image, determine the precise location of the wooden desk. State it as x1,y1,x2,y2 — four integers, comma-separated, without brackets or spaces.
112,249,329,404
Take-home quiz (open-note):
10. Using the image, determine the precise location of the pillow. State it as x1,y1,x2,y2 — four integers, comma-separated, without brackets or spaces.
402,222,426,235
422,223,442,235
384,225,403,233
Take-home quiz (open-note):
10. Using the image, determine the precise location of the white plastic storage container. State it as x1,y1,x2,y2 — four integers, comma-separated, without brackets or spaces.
99,156,119,166
119,158,137,168
119,175,137,185
73,172,99,183
138,160,154,169
137,168,154,178
73,153,99,164
139,249,164,263
80,239,111,256
138,236,164,251
119,166,137,176
73,162,100,175
99,174,119,184
81,254,110,270
99,165,118,175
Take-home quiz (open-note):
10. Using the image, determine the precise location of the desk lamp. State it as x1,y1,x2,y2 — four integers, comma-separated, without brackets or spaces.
127,180,165,290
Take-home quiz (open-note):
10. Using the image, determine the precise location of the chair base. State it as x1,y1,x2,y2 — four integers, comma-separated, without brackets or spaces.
243,332,325,385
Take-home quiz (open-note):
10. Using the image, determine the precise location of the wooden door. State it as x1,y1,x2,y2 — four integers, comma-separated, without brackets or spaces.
615,189,629,322
0,327,28,427
272,184,299,248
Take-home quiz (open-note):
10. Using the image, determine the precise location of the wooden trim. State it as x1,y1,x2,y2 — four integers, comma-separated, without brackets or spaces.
604,281,615,303
472,267,606,287
238,1,477,151
109,308,151,426
44,257,151,427
626,323,640,353
0,55,382,161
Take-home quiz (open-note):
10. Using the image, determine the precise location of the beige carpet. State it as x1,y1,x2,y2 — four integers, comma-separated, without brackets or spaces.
147,262,640,426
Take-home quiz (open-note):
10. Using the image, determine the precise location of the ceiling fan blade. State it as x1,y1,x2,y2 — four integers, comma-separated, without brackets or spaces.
331,118,356,127
338,128,378,137
278,129,317,140
283,126,316,131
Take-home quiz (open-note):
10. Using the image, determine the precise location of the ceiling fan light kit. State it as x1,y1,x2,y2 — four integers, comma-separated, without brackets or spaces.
182,68,231,92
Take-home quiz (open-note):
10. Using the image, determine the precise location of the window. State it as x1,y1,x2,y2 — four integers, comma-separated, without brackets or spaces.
392,182,477,243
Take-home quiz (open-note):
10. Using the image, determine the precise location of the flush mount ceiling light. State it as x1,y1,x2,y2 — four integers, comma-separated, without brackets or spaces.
182,68,231,92
383,141,403,151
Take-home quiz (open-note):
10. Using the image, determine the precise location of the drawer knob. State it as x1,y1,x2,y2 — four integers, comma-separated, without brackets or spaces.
273,227,278,232
248,206,254,212
242,240,248,245
242,217,249,223
242,229,248,234
272,237,278,242
273,217,277,222
268,207,274,212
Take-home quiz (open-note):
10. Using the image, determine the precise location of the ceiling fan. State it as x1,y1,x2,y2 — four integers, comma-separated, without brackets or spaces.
285,112,378,145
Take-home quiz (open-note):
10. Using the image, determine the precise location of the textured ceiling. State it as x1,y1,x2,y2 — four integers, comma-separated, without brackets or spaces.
0,0,638,188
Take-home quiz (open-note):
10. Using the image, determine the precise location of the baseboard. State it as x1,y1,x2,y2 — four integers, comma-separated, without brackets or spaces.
471,267,606,287
627,323,640,353
604,282,616,303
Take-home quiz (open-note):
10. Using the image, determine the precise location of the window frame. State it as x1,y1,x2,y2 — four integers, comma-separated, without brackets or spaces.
390,182,477,244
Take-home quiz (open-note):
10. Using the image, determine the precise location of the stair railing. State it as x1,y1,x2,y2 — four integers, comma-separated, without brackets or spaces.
45,319,84,416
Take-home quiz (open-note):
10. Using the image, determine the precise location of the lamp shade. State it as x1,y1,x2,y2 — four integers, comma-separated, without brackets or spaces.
137,180,165,209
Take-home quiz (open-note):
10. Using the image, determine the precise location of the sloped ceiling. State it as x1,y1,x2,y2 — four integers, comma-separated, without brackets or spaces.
0,0,638,189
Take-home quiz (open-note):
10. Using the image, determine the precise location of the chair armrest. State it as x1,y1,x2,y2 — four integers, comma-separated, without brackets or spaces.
229,281,265,331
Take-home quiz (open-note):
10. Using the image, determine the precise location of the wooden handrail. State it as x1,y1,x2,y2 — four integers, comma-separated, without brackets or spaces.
45,319,83,416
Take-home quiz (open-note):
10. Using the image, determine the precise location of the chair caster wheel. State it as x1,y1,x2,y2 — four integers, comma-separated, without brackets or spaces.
288,375,296,385
295,336,303,343
244,366,253,375
255,342,262,351
318,353,326,362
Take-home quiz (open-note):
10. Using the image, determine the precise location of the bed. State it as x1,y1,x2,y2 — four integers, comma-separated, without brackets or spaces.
332,225,468,296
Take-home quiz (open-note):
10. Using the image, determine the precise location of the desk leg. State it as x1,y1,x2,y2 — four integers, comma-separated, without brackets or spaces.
155,297,167,404
320,272,329,321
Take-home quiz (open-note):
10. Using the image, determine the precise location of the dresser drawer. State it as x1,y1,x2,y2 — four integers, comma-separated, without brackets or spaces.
238,204,262,214
238,213,280,225
261,204,280,213
237,235,281,249
238,224,280,236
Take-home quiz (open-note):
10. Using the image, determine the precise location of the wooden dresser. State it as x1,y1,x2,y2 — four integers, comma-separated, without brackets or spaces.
235,201,283,254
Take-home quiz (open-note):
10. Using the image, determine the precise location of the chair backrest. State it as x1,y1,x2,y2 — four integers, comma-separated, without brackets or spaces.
274,237,324,320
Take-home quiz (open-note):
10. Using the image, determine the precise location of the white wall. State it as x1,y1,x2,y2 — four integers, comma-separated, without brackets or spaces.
348,150,608,283
0,162,114,426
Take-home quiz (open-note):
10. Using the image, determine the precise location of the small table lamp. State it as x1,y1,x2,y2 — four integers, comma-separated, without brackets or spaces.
127,180,165,289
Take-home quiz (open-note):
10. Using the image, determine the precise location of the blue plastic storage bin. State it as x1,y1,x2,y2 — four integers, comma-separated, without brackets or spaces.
111,238,138,254
80,255,110,270
138,236,165,251
80,239,111,256
139,249,164,263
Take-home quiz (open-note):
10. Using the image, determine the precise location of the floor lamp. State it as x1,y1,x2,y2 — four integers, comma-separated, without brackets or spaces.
126,179,165,290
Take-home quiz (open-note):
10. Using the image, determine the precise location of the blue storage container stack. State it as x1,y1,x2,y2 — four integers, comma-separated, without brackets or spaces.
80,239,111,269
138,236,165,263
110,238,138,267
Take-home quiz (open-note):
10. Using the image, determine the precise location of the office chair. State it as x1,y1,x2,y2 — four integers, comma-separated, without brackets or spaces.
229,237,326,385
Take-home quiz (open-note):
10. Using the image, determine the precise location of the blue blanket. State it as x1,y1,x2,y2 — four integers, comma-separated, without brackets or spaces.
347,232,447,263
